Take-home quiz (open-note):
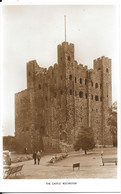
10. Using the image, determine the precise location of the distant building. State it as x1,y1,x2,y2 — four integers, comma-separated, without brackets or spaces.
15,41,112,153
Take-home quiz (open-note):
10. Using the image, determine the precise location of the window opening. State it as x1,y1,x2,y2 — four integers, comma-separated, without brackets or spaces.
79,91,83,98
85,79,87,85
69,75,72,80
95,83,98,88
70,90,72,95
68,56,71,61
80,78,82,84
95,95,99,101
39,84,41,89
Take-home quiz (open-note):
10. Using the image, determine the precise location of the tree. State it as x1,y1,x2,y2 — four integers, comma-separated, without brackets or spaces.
74,127,95,154
108,101,117,147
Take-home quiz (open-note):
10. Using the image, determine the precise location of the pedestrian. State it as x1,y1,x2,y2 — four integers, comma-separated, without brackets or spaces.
37,151,41,165
33,151,37,165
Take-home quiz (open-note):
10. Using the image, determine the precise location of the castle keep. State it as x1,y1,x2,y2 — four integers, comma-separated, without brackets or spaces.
15,41,112,153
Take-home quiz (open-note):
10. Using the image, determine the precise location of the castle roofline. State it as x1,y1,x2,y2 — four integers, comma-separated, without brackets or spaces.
58,41,74,47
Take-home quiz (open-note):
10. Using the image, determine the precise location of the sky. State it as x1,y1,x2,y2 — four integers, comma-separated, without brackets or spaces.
2,5,119,136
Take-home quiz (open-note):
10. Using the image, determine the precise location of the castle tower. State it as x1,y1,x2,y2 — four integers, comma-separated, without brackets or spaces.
57,42,76,145
93,56,112,145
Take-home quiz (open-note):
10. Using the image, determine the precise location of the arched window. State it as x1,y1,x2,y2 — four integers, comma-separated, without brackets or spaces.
79,91,83,98
95,95,99,101
68,56,71,61
106,68,108,72
69,75,72,80
91,82,93,87
95,83,98,88
75,77,76,83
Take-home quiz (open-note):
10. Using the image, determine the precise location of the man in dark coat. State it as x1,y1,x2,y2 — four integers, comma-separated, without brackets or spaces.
33,152,37,165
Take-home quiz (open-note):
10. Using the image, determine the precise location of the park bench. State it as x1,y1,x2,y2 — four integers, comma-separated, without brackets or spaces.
73,163,80,171
102,158,117,166
4,164,24,179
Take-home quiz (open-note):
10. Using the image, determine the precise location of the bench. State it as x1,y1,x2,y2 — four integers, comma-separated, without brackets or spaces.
4,165,24,179
102,158,117,166
73,163,80,171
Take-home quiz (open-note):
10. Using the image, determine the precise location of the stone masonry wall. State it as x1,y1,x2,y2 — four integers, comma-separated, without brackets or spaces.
15,42,113,153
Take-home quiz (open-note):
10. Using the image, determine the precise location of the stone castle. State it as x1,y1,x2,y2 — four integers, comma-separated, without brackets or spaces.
15,40,112,153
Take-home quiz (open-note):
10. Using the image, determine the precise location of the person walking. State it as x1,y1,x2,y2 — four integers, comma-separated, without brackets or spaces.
37,151,41,165
33,151,37,165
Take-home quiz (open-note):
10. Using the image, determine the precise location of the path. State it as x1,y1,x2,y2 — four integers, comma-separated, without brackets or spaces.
9,147,117,179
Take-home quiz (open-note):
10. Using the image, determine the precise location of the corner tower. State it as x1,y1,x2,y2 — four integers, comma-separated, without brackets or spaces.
93,56,112,145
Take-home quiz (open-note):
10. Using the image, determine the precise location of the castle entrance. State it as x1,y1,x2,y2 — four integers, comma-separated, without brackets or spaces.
60,131,67,142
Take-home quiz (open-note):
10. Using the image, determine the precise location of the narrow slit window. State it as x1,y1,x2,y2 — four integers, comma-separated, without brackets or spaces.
85,79,87,85
70,89,72,95
60,90,63,95
91,95,93,100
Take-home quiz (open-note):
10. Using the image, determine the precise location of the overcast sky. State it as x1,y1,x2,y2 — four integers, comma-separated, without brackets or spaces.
2,5,118,136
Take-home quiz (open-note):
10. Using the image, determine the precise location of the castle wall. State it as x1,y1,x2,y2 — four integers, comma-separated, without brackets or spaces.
15,42,113,153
